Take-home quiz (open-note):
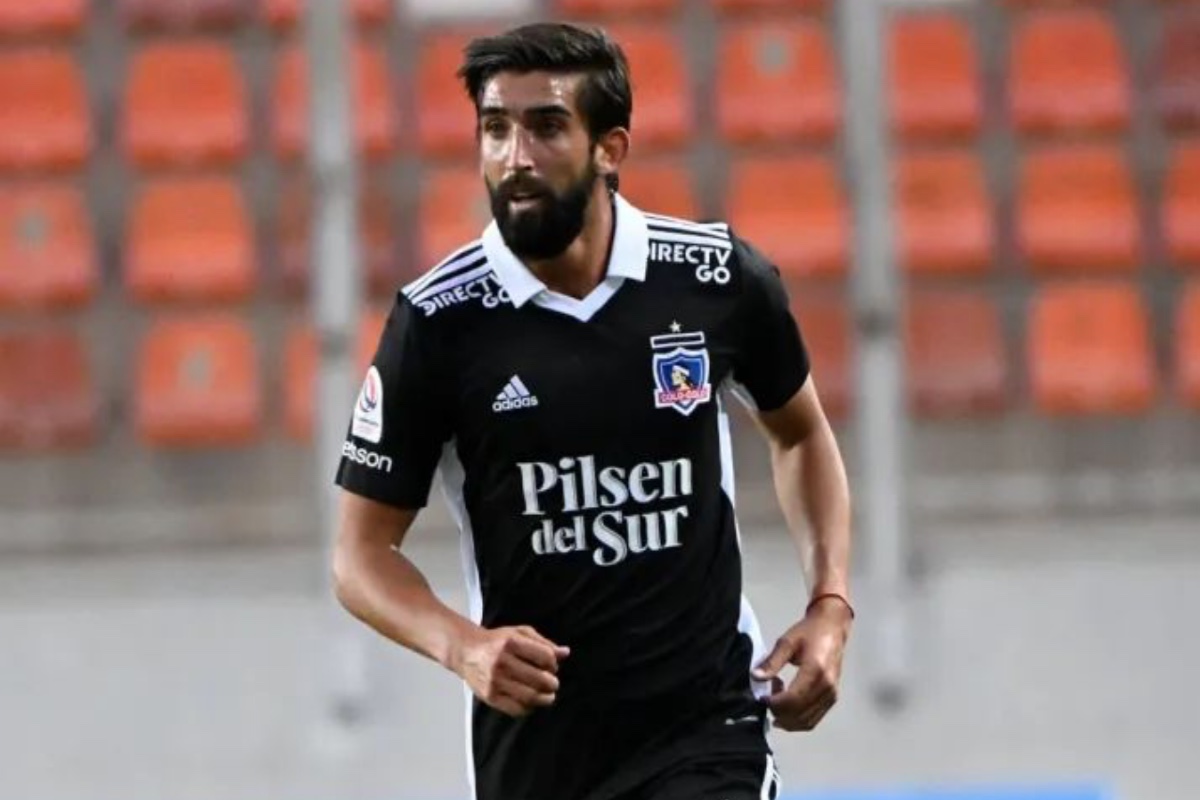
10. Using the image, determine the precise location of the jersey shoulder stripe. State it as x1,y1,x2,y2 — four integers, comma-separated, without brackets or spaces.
402,241,486,301
644,212,731,236
646,215,732,248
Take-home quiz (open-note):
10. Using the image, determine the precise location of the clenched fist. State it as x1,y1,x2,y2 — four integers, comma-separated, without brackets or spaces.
453,625,571,717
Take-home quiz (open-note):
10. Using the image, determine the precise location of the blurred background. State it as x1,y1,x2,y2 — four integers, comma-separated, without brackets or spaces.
0,0,1198,799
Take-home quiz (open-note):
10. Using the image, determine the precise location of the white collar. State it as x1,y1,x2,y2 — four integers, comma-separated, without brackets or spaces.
482,192,650,309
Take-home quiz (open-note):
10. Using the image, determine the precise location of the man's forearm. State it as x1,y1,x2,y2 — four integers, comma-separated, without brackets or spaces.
333,541,479,672
770,419,852,601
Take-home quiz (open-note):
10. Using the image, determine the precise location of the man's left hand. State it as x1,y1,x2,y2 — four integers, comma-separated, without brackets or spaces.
751,596,853,732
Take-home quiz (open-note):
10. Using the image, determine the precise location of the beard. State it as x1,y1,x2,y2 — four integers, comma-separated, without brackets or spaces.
488,164,597,260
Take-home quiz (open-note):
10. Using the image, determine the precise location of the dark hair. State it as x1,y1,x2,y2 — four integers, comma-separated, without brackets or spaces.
458,22,632,191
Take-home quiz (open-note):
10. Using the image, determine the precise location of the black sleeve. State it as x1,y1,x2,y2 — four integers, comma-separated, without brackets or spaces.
729,232,812,412
334,295,453,509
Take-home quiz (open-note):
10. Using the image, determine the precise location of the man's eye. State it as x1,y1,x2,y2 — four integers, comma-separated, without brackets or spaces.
535,119,565,136
483,119,508,136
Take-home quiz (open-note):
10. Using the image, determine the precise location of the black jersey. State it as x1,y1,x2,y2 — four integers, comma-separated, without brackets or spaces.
335,193,811,800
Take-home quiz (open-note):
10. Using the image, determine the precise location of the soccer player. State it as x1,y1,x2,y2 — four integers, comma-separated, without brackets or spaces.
333,21,854,800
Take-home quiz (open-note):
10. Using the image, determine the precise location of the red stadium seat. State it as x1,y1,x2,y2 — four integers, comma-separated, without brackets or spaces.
415,29,481,158
1178,282,1200,409
604,25,692,150
1156,7,1200,130
276,171,401,298
790,294,851,420
0,328,96,451
0,50,90,172
122,42,248,168
273,40,398,161
0,183,97,309
1017,144,1140,273
889,13,981,141
727,153,848,280
1164,143,1200,271
119,0,247,30
618,159,699,220
0,0,86,36
711,0,827,13
894,149,992,276
126,176,255,305
554,0,679,16
1028,282,1155,416
905,289,1007,417
282,309,386,442
135,314,262,447
418,165,493,269
1009,8,1130,135
716,18,839,145
262,0,390,30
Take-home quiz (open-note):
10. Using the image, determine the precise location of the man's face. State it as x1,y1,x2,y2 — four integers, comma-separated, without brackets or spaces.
478,71,600,260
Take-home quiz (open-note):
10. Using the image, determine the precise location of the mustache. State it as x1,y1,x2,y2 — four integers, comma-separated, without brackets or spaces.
496,176,552,201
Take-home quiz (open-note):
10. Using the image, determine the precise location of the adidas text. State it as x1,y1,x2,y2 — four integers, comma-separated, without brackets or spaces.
493,395,539,413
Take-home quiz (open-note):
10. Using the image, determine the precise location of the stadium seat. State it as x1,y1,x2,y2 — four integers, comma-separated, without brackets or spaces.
126,177,254,305
894,149,992,276
790,294,851,420
0,328,96,451
905,289,1008,417
1165,143,1200,270
122,42,248,169
1017,144,1140,273
276,171,401,298
262,0,390,30
716,19,840,145
415,30,482,158
889,13,981,141
1028,282,1155,416
726,153,848,280
554,0,679,16
119,0,247,30
273,40,398,161
0,183,96,309
0,0,86,36
418,165,492,268
711,0,827,12
1156,7,1200,130
1009,7,1130,135
282,308,386,442
1178,282,1200,409
135,314,262,447
0,50,90,172
603,25,692,150
618,159,699,220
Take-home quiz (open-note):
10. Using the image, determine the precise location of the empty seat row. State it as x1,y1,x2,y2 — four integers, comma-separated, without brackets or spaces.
5,283,1198,450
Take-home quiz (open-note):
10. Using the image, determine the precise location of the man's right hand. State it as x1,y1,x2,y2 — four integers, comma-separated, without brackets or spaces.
452,625,570,717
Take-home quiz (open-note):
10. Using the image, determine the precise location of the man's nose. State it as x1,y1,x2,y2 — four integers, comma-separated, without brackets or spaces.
504,127,535,172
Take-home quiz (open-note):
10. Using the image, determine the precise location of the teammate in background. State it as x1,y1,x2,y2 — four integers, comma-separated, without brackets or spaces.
333,22,853,800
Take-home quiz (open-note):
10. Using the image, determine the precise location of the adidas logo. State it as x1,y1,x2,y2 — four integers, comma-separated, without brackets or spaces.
493,375,539,413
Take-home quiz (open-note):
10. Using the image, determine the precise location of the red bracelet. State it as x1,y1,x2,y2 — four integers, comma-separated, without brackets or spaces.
806,592,855,620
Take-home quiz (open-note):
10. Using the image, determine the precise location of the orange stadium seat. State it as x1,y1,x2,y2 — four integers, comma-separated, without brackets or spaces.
262,0,390,29
273,40,398,161
282,309,386,442
554,0,679,16
727,153,848,280
1178,282,1200,409
712,0,827,12
1017,144,1139,273
618,159,699,220
135,314,262,447
0,183,96,309
0,0,86,36
0,328,96,451
604,25,692,150
905,289,1008,417
894,149,992,276
889,13,981,141
126,177,255,305
1156,7,1200,130
1009,8,1129,135
418,165,493,269
716,19,840,145
1165,143,1200,270
790,294,851,420
415,30,481,158
119,0,247,29
1028,282,1155,416
276,171,401,298
0,50,90,172
123,42,247,169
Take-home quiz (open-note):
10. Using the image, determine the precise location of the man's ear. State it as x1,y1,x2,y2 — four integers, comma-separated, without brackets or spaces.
594,127,631,183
